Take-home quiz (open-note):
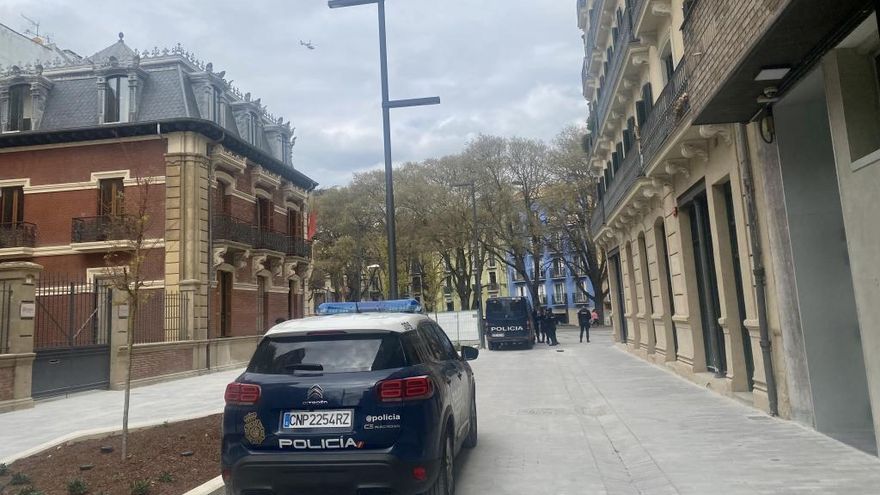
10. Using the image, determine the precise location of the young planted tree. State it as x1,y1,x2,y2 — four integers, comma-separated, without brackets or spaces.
102,176,160,460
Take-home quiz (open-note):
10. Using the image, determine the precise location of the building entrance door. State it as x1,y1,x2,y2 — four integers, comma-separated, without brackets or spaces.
684,187,725,375
610,253,627,343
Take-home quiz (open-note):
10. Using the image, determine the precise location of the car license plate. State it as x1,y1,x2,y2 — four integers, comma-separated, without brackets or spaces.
282,410,353,429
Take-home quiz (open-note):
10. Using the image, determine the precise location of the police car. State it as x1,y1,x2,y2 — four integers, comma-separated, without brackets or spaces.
221,299,479,495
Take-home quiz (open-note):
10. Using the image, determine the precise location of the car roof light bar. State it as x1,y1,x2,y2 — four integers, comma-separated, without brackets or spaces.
317,299,423,315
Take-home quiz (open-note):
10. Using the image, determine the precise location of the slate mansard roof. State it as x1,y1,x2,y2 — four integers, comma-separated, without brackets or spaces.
0,35,317,190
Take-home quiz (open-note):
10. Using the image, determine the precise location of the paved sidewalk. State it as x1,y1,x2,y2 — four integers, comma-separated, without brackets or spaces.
0,368,243,460
457,326,880,495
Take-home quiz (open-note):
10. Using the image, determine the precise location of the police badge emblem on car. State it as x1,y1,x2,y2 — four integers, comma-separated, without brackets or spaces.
244,411,266,444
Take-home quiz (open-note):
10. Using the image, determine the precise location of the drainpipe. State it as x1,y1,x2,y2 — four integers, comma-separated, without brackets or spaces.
734,123,779,416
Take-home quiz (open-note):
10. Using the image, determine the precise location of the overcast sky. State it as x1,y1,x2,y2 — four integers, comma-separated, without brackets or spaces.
1,0,586,187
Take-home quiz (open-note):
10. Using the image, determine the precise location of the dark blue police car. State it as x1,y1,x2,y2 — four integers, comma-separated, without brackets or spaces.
221,300,479,495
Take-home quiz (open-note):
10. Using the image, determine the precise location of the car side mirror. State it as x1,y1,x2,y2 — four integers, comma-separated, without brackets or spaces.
461,346,479,361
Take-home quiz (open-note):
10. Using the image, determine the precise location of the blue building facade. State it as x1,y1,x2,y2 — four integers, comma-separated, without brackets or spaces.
506,237,594,324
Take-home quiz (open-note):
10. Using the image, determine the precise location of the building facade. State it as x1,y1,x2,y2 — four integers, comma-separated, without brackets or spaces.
579,0,880,454
0,34,316,406
506,237,594,323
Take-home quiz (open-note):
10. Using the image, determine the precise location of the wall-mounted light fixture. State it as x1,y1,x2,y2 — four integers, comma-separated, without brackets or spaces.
755,66,791,81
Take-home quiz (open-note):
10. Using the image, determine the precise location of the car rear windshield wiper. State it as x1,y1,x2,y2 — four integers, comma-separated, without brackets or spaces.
284,363,324,373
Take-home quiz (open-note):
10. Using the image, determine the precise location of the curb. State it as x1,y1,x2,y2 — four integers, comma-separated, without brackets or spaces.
0,409,223,465
181,475,225,495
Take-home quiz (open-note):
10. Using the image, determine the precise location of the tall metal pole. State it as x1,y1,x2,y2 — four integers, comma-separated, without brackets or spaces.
470,184,485,348
377,0,398,299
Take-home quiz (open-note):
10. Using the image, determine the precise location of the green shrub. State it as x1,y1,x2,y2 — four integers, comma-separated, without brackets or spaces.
130,479,151,495
67,478,88,495
0,463,8,475
10,472,31,485
157,471,174,483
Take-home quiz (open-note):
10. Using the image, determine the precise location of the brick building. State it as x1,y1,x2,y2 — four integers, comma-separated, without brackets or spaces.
0,34,317,405
579,0,880,454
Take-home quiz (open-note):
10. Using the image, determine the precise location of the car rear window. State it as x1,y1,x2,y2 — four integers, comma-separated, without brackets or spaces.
247,332,407,374
486,299,528,319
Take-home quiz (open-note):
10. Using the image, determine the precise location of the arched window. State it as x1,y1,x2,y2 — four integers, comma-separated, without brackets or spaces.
7,84,33,131
104,76,129,123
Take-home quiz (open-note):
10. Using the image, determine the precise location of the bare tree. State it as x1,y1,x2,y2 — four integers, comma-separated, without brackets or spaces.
544,126,607,319
102,176,160,460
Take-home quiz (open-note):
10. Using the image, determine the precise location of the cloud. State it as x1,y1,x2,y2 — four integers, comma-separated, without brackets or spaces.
1,0,586,187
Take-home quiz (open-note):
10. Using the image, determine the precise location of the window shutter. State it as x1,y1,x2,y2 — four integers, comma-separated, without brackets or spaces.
642,83,654,115
636,100,647,128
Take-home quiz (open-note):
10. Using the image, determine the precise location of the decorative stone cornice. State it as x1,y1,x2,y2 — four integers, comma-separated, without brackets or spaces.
665,159,691,179
651,1,672,17
698,124,733,145
680,141,709,162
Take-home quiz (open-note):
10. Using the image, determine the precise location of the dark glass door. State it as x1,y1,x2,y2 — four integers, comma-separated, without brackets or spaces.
723,182,754,389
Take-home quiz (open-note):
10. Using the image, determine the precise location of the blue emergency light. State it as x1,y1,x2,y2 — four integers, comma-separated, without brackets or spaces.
317,299,423,315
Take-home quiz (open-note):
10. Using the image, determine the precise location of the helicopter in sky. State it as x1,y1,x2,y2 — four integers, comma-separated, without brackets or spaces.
299,40,316,50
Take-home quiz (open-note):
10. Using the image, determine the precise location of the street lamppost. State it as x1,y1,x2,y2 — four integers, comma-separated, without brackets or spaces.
328,0,441,299
452,181,485,349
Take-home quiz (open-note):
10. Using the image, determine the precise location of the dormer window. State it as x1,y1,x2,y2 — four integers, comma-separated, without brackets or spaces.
247,113,259,145
211,87,222,124
104,76,129,123
7,84,32,131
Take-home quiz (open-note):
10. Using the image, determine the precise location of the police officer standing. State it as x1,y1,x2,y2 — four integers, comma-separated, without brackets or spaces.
577,307,591,343
542,307,559,346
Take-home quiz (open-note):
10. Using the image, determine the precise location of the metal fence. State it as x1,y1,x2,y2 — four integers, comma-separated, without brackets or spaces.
133,289,190,344
0,281,11,354
429,310,481,345
35,275,111,350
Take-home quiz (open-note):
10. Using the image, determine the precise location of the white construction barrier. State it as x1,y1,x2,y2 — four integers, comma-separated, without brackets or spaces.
429,310,480,345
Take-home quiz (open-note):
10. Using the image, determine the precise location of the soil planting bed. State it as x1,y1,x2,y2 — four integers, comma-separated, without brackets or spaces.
0,414,221,495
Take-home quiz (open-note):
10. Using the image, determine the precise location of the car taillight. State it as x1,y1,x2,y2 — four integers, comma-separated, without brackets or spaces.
378,376,434,402
225,382,261,405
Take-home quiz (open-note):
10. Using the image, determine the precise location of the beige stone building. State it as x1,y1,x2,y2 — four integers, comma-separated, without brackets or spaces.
579,0,880,455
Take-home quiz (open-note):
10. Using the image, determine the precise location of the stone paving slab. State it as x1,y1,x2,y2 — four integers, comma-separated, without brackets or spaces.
456,326,880,495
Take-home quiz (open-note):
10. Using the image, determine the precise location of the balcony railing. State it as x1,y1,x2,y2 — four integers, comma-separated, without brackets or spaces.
255,228,288,253
553,294,568,306
592,7,634,149
551,267,567,279
583,0,607,75
213,214,256,246
71,215,133,243
0,222,36,248
590,146,642,234
640,56,690,168
287,237,312,258
574,291,591,304
487,282,500,292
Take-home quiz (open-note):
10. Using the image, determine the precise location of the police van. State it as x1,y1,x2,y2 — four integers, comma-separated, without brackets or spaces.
484,296,534,350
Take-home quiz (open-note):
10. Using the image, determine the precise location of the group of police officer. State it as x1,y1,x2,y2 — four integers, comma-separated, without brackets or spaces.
534,306,596,346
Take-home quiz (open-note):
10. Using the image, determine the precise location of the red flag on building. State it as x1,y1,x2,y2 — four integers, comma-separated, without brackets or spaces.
307,208,317,240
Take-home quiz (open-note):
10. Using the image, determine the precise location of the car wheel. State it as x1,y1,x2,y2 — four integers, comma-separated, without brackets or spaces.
463,397,478,448
423,431,454,495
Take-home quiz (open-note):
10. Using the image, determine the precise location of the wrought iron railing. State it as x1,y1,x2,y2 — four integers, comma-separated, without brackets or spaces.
640,57,690,169
286,237,313,258
213,214,256,246
592,7,634,151
71,215,133,243
583,0,607,75
0,222,36,248
133,289,191,344
487,282,500,292
255,228,288,253
574,291,591,304
589,147,642,234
